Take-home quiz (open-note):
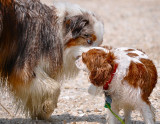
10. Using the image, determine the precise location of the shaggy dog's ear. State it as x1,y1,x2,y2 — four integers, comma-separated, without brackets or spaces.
64,15,89,38
89,63,112,87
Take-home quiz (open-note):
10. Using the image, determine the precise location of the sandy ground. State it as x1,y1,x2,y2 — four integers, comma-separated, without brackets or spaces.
0,0,160,123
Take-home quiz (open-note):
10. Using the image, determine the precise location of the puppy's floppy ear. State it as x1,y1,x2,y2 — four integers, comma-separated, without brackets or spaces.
82,52,87,63
89,63,112,87
64,15,89,39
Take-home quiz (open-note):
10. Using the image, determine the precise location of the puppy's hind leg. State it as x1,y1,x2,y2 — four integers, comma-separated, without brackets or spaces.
140,101,155,124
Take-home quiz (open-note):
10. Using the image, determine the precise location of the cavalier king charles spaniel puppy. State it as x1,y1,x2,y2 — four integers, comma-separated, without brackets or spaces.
0,0,104,120
75,46,157,124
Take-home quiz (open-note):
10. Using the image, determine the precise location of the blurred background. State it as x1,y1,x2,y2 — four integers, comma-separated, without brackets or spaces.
0,0,160,123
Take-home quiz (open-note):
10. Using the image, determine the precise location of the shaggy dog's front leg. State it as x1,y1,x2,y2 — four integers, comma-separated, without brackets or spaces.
14,67,60,120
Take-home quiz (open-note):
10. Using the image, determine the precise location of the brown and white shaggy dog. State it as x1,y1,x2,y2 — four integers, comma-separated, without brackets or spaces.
75,47,157,124
0,0,104,120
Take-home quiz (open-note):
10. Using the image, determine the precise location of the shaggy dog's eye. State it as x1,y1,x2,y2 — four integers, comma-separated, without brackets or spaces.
84,34,90,37
87,39,92,44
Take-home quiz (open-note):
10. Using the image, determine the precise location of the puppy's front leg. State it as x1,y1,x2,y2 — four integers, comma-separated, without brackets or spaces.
124,108,131,124
107,102,119,124
141,101,155,124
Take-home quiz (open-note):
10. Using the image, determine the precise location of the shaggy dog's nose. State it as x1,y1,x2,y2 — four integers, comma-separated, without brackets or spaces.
76,55,81,60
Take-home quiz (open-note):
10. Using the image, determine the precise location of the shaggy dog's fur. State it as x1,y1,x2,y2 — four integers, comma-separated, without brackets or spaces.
75,46,157,124
0,0,104,119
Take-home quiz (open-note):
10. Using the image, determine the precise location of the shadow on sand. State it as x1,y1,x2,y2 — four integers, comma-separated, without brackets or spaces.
0,114,160,124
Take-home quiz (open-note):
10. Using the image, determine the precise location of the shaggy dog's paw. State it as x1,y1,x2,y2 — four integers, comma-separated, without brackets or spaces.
37,99,56,120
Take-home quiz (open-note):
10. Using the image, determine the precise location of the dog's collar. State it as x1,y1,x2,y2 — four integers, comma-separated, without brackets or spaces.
103,63,118,90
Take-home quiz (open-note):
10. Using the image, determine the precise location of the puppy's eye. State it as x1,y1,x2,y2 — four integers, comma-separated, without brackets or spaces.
87,39,92,44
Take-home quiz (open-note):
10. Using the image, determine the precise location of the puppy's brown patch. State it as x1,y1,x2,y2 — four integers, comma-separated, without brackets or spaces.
140,58,157,103
123,59,157,104
125,49,135,52
127,53,139,57
137,49,145,54
82,49,116,87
